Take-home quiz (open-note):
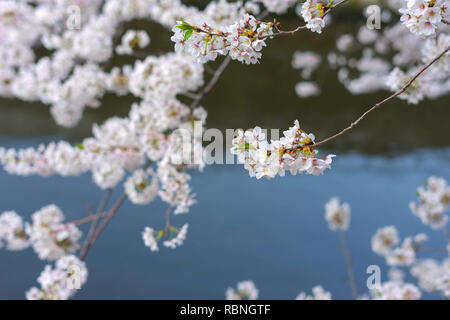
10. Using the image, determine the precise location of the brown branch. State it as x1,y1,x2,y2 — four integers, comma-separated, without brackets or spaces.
313,45,450,149
78,189,113,260
339,230,358,300
259,0,349,40
190,55,232,109
181,91,200,100
77,161,152,260
88,193,128,248
164,206,174,232
71,211,109,226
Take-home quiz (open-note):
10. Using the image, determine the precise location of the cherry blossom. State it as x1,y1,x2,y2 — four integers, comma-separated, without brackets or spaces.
299,0,327,34
226,280,259,300
296,285,332,300
370,281,422,300
409,176,450,229
231,120,335,179
116,30,150,55
399,0,449,37
171,14,273,64
26,255,88,300
0,211,30,251
324,197,351,231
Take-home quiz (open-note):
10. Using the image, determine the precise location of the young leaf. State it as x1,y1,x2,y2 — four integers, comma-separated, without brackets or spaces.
184,29,193,41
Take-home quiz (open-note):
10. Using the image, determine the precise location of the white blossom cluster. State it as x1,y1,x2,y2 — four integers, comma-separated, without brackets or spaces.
257,0,297,14
28,205,82,261
370,281,422,300
411,258,450,298
225,280,259,300
371,226,400,256
295,81,321,97
0,108,204,211
296,285,332,300
386,67,427,103
125,168,159,205
292,51,322,78
128,53,204,101
386,32,450,104
171,14,274,64
157,161,197,214
319,3,450,103
0,205,82,261
26,255,88,300
231,121,335,179
291,51,322,98
0,211,29,251
142,223,189,252
409,176,450,229
116,30,150,55
0,0,262,127
163,224,189,249
298,0,327,33
399,0,449,37
372,226,428,267
324,197,351,231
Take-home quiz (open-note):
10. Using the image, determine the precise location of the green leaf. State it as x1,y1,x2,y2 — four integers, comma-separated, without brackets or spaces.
184,29,193,41
76,144,84,150
177,24,193,31
178,19,194,30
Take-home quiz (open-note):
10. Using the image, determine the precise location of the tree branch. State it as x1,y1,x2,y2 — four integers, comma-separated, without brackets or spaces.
87,193,128,248
78,189,113,260
190,55,232,110
259,0,349,39
339,230,358,299
313,45,450,148
164,206,174,232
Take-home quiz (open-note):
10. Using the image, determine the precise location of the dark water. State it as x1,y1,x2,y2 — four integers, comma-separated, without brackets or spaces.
0,15,449,299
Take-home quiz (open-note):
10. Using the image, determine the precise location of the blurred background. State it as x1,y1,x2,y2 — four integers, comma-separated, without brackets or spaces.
0,3,449,299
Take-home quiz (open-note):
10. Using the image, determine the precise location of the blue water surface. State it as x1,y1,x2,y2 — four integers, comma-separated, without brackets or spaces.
0,137,449,299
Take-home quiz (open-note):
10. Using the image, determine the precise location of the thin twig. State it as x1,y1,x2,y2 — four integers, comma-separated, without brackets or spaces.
79,161,152,260
259,0,349,39
204,64,216,75
78,189,113,260
418,245,448,253
339,230,358,299
164,206,174,232
313,45,450,148
182,92,201,99
88,193,128,247
190,55,232,109
71,211,109,226
324,0,349,17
